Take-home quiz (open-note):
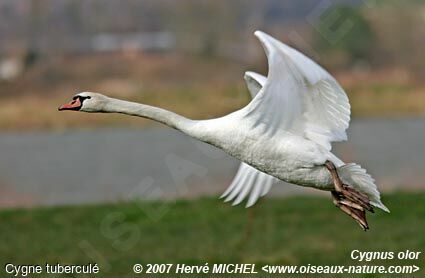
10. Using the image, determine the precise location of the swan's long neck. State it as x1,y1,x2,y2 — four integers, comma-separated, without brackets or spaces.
101,97,204,138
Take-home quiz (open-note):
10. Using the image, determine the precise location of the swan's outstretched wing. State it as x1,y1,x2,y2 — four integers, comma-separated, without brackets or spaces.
245,31,351,151
221,71,278,207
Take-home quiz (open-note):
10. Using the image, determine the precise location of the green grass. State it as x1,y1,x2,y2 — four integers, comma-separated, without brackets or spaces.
0,193,424,277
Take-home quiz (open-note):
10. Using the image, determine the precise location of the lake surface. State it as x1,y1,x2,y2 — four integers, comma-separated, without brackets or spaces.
0,118,424,208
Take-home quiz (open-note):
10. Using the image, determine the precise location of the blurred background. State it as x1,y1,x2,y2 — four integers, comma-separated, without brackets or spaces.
1,0,424,207
0,0,424,276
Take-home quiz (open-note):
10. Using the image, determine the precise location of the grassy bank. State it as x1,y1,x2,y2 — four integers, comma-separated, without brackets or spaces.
0,193,424,277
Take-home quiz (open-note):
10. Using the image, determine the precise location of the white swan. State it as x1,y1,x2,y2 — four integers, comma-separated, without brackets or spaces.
59,31,388,230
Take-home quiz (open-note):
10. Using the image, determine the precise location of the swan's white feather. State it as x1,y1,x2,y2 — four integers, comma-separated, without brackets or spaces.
221,162,278,207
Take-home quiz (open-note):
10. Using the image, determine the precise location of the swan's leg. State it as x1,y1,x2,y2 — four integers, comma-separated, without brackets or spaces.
325,161,374,231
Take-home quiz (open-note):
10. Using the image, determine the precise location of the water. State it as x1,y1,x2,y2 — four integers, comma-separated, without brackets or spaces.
0,118,424,208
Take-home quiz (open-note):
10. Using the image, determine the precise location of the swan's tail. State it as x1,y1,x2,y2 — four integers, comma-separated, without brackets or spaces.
337,163,389,212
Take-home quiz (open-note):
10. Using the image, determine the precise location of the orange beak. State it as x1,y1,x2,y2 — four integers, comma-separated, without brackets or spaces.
58,97,82,111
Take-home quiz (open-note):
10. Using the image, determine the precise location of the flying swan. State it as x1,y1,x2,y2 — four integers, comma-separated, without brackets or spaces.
59,31,389,230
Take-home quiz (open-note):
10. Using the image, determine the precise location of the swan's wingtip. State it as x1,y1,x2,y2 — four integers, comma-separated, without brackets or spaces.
224,195,234,203
245,202,255,208
219,192,227,199
253,30,278,56
254,30,276,40
232,199,243,206
254,30,268,40
254,30,263,36
244,71,258,80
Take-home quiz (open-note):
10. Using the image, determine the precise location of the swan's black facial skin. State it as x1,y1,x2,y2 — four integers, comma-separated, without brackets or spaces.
73,95,91,101
75,95,91,104
58,95,91,111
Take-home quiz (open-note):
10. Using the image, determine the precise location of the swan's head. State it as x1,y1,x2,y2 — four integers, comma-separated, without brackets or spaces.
58,92,109,112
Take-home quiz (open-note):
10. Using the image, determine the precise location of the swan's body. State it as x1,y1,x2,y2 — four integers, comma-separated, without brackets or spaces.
59,31,388,228
191,113,335,189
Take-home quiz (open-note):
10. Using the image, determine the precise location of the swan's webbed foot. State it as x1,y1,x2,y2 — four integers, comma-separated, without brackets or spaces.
325,161,374,231
330,188,372,231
